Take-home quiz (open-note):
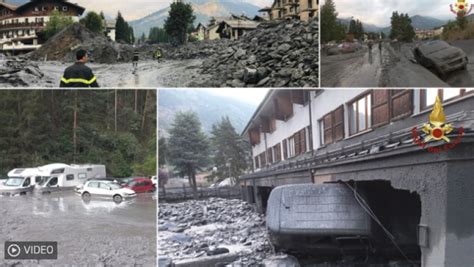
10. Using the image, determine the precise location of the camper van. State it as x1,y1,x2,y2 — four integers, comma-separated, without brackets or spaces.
35,163,106,193
0,167,51,195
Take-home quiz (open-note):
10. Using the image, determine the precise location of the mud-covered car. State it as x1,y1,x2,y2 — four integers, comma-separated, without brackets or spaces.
413,40,468,78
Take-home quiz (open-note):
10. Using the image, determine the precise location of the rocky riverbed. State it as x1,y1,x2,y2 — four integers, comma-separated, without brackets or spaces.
158,198,274,266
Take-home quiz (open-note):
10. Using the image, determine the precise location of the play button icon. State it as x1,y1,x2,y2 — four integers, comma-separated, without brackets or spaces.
7,244,21,258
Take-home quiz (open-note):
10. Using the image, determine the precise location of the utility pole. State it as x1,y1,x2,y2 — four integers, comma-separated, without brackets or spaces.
73,90,78,163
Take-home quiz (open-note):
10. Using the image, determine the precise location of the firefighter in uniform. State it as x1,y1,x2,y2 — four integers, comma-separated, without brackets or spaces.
60,49,99,87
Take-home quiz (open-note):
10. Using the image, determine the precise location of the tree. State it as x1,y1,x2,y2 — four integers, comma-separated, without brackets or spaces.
164,1,196,45
158,136,168,167
148,27,171,43
320,0,346,42
41,10,74,40
80,11,104,33
115,12,135,44
210,117,250,184
456,15,468,30
167,111,209,198
390,12,415,42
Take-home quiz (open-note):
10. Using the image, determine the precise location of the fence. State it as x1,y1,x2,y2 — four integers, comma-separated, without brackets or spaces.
158,185,241,201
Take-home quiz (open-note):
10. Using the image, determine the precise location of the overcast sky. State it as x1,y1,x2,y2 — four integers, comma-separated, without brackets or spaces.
323,0,460,26
73,0,273,21
203,88,269,105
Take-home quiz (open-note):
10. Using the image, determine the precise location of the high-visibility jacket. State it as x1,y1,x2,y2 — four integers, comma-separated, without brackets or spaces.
60,62,99,88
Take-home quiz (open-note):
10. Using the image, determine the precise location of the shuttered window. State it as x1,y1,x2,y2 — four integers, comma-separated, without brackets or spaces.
349,93,372,135
267,148,273,164
273,144,281,163
282,139,288,160
320,106,344,145
372,90,413,127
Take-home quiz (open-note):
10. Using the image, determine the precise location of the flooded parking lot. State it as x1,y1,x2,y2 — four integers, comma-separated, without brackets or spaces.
0,191,156,266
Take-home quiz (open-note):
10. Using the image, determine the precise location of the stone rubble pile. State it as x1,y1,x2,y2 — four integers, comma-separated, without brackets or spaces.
198,19,319,87
28,23,135,64
0,59,47,87
159,39,233,60
158,197,273,265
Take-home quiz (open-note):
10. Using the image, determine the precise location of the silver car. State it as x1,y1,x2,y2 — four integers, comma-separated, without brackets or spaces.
414,40,468,78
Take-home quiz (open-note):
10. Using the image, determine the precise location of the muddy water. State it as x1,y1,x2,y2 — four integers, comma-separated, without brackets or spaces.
0,191,156,266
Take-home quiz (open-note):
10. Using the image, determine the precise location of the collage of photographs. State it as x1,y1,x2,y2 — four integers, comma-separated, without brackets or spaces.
0,0,473,267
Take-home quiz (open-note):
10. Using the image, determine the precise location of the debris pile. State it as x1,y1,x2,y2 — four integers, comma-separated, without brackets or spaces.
158,198,272,265
28,23,134,64
159,39,233,60
0,59,47,87
198,19,319,87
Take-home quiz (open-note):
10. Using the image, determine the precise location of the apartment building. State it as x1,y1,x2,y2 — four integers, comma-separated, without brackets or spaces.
259,0,318,22
0,0,85,54
241,89,474,267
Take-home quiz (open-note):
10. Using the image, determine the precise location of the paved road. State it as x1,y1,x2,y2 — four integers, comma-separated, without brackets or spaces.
0,191,156,265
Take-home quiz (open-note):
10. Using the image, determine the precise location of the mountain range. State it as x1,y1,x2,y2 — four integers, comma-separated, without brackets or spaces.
158,90,257,137
338,15,449,34
130,0,261,38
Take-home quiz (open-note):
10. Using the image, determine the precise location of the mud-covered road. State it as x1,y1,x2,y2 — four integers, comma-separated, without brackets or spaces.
321,41,474,88
0,191,156,266
1,59,210,88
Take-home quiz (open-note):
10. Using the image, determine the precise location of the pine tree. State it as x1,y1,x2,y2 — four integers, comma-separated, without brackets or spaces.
167,111,209,198
80,11,104,33
164,2,196,45
321,0,345,42
210,117,250,184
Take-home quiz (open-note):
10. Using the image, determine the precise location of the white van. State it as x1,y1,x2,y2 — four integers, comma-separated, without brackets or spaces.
35,163,106,193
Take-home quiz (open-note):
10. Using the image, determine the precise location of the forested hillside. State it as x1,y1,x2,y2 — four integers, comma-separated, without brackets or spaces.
0,90,156,178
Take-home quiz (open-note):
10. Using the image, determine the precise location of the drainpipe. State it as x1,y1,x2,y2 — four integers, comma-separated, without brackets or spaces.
264,131,268,168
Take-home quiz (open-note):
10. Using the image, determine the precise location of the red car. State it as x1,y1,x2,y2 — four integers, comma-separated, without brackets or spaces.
123,178,155,193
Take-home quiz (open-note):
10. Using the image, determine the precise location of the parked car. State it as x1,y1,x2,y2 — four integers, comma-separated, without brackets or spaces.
123,178,155,193
74,178,117,193
118,177,134,187
0,176,35,195
413,40,468,78
76,180,136,203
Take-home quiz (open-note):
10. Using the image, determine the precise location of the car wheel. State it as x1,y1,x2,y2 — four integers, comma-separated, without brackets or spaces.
82,192,91,202
113,194,123,203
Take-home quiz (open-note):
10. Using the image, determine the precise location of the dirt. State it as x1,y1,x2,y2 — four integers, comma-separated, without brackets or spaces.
0,59,206,88
0,191,156,266
445,40,474,87
321,42,449,88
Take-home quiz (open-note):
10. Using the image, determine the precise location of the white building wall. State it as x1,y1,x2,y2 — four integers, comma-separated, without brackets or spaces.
310,89,367,150
252,102,310,163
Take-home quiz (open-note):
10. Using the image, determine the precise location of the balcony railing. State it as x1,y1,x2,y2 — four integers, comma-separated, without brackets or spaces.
0,22,44,30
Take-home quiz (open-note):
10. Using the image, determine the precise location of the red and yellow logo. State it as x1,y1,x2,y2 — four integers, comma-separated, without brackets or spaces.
451,0,474,16
412,96,464,153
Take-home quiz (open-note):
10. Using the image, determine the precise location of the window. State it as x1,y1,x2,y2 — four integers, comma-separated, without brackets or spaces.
34,7,39,12
372,90,413,127
78,173,87,179
66,174,74,181
420,89,470,110
63,6,68,11
282,140,288,160
54,6,59,11
288,136,296,157
88,182,99,188
99,183,111,190
49,177,58,186
23,178,31,187
273,144,281,163
349,93,372,135
267,148,273,164
294,128,306,155
259,152,266,166
51,168,64,174
254,156,260,169
42,6,47,11
35,176,42,183
319,106,344,145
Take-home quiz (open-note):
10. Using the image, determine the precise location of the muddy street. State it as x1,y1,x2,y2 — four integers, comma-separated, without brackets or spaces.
0,59,208,88
0,191,156,266
321,42,474,88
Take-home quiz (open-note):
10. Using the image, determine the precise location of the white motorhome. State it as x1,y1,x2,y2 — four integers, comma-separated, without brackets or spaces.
35,163,106,193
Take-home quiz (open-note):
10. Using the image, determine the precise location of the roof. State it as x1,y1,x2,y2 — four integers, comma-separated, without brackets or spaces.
258,7,272,12
241,90,275,137
15,0,85,14
220,19,259,29
0,2,18,10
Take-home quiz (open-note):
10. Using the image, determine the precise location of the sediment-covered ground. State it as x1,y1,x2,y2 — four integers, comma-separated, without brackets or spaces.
0,191,156,266
158,198,273,266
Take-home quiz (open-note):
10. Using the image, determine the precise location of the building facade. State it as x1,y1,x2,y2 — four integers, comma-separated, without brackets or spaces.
241,89,474,267
0,0,85,54
259,0,318,22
